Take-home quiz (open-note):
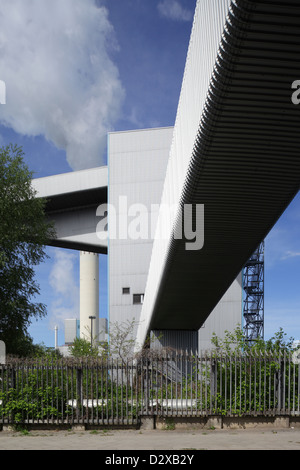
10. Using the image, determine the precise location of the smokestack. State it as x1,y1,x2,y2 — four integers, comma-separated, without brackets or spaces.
79,251,99,342
54,325,58,350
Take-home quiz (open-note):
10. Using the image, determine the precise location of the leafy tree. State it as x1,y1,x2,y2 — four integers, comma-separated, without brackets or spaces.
253,327,295,353
0,144,55,355
211,325,295,354
109,318,140,363
211,325,246,354
68,337,103,358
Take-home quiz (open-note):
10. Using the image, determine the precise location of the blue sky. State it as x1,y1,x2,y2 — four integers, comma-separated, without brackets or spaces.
0,0,299,347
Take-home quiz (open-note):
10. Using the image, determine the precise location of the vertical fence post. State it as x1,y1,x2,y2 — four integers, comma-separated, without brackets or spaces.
276,351,284,414
210,356,217,404
76,365,83,423
144,351,150,416
10,364,16,424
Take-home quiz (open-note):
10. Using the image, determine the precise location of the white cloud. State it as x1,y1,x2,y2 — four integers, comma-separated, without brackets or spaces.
281,251,300,260
265,226,300,267
0,0,125,170
48,250,79,329
157,0,193,22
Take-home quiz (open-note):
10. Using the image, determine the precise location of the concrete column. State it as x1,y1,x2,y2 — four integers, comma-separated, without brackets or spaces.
79,251,99,343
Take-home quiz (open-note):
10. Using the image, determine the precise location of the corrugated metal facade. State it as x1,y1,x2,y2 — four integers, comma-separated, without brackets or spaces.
151,330,199,354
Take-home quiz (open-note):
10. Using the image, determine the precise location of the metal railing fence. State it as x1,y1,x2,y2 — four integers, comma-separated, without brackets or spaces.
0,351,299,426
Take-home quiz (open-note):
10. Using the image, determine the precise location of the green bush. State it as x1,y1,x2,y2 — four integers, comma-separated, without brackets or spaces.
0,372,69,423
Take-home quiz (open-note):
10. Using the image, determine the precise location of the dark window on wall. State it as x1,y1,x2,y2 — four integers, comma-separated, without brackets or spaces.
122,287,130,294
133,294,144,305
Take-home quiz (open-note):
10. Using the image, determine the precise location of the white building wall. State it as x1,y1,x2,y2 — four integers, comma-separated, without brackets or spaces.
108,127,174,348
108,127,242,353
198,273,242,351
65,319,80,345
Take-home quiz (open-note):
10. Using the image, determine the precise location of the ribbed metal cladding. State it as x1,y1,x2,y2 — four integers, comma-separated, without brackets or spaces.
138,0,300,343
151,330,199,354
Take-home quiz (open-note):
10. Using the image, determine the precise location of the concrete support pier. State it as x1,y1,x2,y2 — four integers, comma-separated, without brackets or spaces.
79,251,99,343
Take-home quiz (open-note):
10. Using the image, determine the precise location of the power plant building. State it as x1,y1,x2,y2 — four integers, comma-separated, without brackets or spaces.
36,0,300,353
108,127,243,352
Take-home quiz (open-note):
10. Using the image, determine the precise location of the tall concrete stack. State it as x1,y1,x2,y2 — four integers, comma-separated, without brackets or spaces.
79,251,99,343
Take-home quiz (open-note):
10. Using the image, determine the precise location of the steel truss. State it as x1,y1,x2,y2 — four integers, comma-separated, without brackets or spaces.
243,242,264,343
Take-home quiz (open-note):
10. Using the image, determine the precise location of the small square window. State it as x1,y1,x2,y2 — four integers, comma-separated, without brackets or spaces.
133,294,144,305
122,287,130,294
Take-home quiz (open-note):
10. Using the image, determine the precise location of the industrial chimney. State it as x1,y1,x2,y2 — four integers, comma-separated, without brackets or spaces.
79,251,99,343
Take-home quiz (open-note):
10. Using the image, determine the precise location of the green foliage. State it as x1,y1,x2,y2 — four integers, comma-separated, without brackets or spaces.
0,358,139,425
0,144,55,355
253,328,295,353
0,370,68,423
68,337,106,358
208,327,298,415
28,344,63,359
211,325,246,354
163,418,175,430
211,325,295,355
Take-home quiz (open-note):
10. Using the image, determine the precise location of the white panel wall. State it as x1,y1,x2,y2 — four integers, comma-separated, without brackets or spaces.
108,127,174,349
65,319,80,345
198,273,242,351
137,0,232,348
